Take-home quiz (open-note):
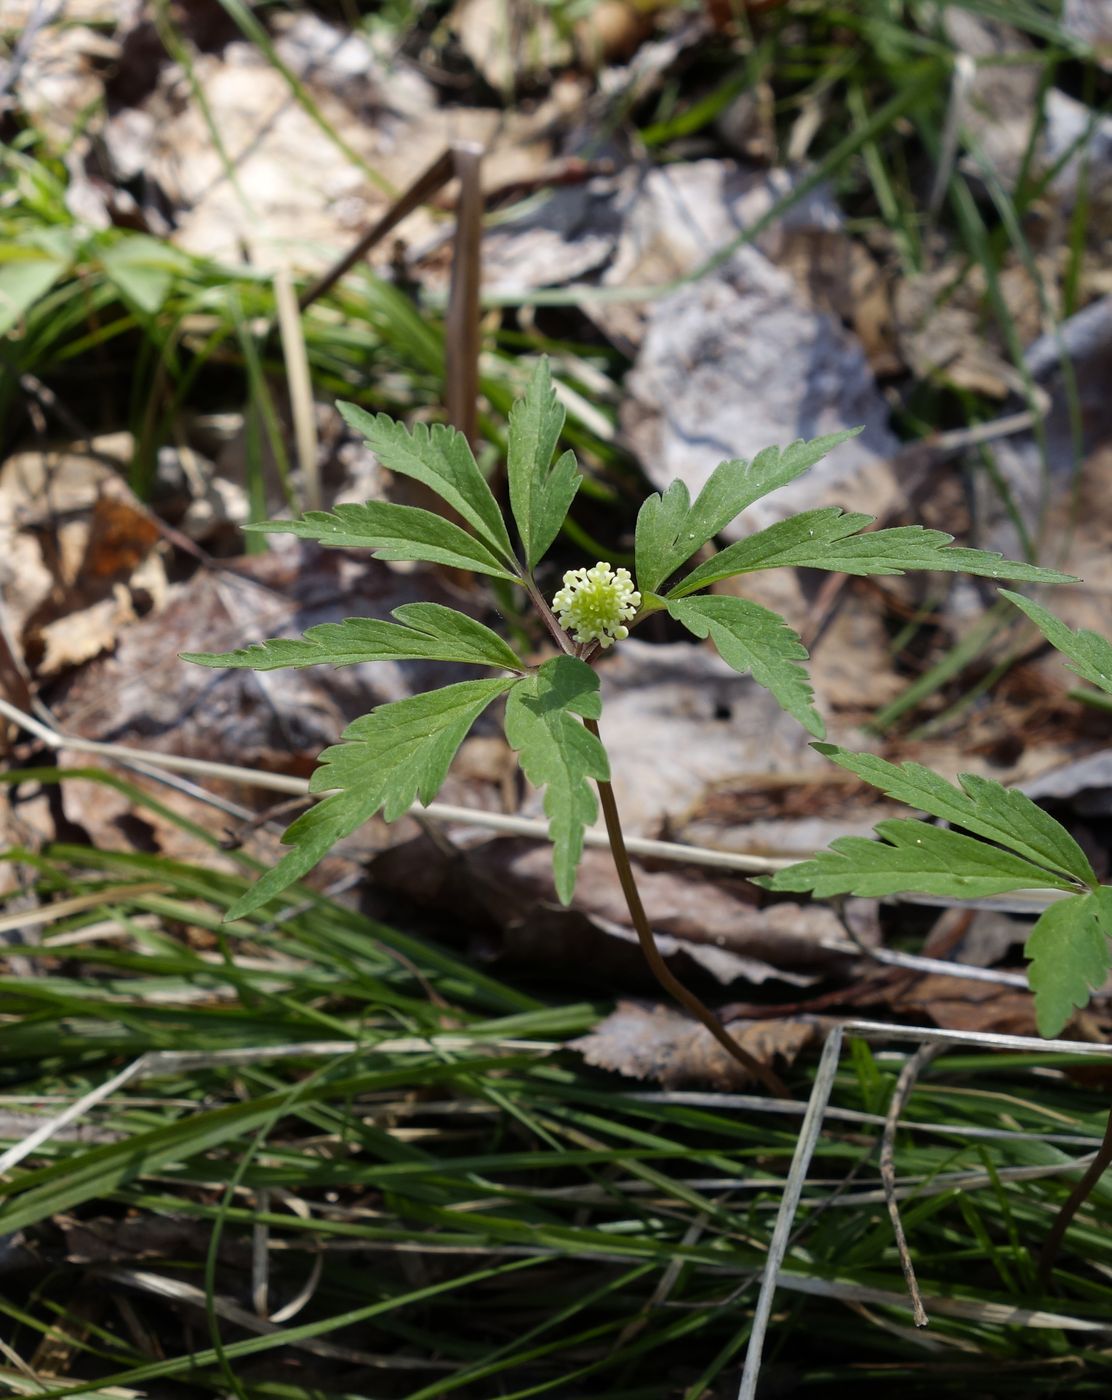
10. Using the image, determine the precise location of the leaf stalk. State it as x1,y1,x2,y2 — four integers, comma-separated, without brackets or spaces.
582,716,790,1099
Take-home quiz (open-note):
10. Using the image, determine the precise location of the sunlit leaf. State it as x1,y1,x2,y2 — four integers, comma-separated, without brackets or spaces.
503,656,607,904
97,233,189,316
0,228,75,336
1001,590,1112,696
766,820,1075,899
802,745,1098,889
226,678,517,920
667,595,823,738
338,404,517,566
670,508,1077,597
1026,889,1112,1037
247,501,518,580
506,359,582,570
635,430,860,595
182,602,525,673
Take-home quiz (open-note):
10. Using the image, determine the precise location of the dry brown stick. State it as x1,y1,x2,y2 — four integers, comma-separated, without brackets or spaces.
583,716,790,1099
1037,1106,1112,1290
297,148,456,312
881,1041,944,1326
444,143,484,447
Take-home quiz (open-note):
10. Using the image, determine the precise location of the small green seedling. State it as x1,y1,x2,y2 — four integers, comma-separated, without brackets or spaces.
185,359,1109,1049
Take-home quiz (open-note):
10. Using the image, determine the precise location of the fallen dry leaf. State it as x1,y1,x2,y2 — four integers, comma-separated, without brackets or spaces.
573,999,825,1090
0,436,168,679
888,973,1040,1036
369,833,872,991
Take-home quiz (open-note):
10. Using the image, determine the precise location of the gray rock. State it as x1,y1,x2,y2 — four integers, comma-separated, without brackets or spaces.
622,244,900,538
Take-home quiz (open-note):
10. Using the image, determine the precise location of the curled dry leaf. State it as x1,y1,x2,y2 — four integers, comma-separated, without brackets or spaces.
572,999,826,1091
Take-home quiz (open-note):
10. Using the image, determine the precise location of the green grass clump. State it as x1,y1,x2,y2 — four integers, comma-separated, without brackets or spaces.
1,770,1111,1396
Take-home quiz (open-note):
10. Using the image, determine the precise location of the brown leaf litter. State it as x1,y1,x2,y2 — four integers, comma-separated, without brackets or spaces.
573,1000,826,1091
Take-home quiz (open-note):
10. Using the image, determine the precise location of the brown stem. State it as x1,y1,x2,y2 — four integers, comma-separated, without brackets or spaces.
298,149,456,311
583,717,790,1099
1037,1105,1112,1289
443,144,483,448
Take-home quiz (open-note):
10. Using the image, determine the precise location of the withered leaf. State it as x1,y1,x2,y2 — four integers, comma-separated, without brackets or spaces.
572,1000,826,1090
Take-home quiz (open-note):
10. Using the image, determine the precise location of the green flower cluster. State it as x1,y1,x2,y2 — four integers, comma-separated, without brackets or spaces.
552,562,641,647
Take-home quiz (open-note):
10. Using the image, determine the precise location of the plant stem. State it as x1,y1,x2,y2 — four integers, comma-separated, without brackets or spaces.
1037,1104,1112,1288
583,717,790,1099
1067,686,1112,714
524,575,576,655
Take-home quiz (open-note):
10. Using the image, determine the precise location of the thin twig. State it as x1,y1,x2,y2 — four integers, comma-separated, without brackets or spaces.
1037,1105,1112,1289
0,1056,149,1177
843,1018,1112,1057
881,1042,944,1327
927,53,976,218
0,0,64,104
297,149,455,311
252,1186,271,1318
3,698,1081,910
818,937,1031,988
738,1025,844,1400
0,694,791,873
583,716,789,1098
617,1211,710,1347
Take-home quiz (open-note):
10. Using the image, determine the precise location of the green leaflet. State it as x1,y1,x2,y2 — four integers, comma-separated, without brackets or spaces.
98,232,190,317
338,404,517,566
804,745,1098,889
667,595,823,738
226,678,517,920
765,820,1076,900
503,656,608,905
0,227,75,336
246,501,518,580
182,603,525,673
1026,888,1112,1037
1001,590,1112,696
668,508,1077,597
635,430,860,595
506,359,582,570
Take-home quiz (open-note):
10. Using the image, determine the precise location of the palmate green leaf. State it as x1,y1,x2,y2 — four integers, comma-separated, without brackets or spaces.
507,359,582,570
667,595,823,738
503,656,608,905
226,678,517,920
805,744,1098,888
635,430,861,595
247,501,518,580
1026,888,1112,1037
1001,590,1112,696
337,404,517,567
668,508,1077,597
182,603,525,673
766,820,1075,899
